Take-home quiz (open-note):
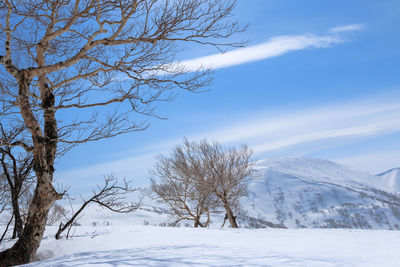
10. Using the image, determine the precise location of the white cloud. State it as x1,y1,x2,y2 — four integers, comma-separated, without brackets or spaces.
145,25,362,76
129,96,400,157
167,34,342,73
329,24,364,34
187,100,400,150
158,24,364,73
251,126,380,153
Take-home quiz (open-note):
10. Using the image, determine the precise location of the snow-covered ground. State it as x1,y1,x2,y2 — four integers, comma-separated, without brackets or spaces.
3,226,397,266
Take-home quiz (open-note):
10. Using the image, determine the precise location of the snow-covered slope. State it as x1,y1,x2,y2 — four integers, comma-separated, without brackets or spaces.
240,158,400,229
377,168,400,192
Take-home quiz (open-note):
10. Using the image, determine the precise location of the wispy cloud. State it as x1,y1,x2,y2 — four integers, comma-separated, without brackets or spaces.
329,24,364,34
251,125,380,153
187,100,400,152
166,24,363,73
172,34,341,72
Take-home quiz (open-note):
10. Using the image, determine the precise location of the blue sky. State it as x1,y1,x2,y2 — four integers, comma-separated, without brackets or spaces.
56,0,400,192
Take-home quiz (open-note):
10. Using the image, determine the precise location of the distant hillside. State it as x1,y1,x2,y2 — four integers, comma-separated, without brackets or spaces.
240,158,400,229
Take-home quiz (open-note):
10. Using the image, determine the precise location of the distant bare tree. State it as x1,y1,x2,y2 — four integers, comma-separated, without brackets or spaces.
55,175,141,240
0,174,12,243
0,174,9,215
0,215,13,244
0,0,244,264
151,140,219,227
46,203,68,227
151,139,254,228
197,140,254,228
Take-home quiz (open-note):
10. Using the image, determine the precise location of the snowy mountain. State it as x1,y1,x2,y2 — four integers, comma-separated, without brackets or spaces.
240,158,400,229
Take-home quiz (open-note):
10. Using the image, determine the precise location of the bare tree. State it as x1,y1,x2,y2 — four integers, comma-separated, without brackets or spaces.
151,141,219,227
151,139,254,228
0,122,34,239
197,140,254,228
0,0,243,264
55,175,140,239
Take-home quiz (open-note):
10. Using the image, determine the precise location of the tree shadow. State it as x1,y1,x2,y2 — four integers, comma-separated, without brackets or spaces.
24,244,358,266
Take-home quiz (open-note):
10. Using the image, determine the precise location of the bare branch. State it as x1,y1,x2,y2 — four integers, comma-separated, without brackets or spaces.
55,175,141,239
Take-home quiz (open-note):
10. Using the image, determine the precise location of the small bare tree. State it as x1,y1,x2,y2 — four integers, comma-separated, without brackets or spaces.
151,139,254,228
55,175,140,239
0,0,244,264
0,122,34,239
151,141,219,227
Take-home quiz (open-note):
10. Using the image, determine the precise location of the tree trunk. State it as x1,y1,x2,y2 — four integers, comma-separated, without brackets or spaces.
0,175,59,266
0,73,61,266
204,210,211,227
55,199,90,239
194,218,204,228
221,213,228,228
11,192,23,239
224,205,238,228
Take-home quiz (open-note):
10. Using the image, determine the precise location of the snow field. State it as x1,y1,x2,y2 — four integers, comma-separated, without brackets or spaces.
9,226,400,266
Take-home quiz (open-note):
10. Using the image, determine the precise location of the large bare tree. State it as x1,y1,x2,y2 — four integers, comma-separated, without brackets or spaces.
0,0,243,265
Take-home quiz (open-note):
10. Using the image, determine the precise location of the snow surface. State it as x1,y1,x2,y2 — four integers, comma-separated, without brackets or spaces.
2,226,399,266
